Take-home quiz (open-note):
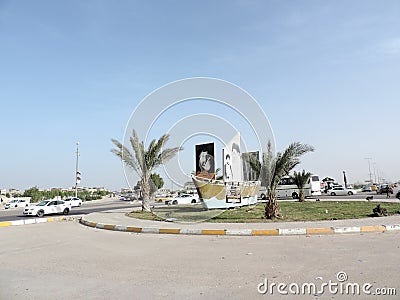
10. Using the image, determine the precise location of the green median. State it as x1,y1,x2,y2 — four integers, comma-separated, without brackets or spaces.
127,201,400,223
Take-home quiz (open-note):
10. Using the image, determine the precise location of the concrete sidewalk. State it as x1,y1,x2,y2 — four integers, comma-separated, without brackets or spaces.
80,207,400,236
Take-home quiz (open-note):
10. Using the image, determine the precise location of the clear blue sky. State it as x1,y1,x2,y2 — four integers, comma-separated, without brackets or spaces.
1,0,399,191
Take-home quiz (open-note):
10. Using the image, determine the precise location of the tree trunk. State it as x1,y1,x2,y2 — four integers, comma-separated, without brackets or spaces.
141,177,152,212
265,193,281,219
299,190,305,202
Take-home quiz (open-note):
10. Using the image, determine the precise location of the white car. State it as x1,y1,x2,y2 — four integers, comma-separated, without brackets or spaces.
23,200,71,217
4,199,30,209
64,197,82,207
168,194,199,205
328,187,357,196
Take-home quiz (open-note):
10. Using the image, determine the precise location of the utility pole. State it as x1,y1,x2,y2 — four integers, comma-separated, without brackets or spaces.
373,163,377,184
75,142,80,198
364,158,372,183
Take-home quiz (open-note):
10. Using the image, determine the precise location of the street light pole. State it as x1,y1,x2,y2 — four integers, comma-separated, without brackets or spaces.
365,158,372,183
373,163,377,184
75,142,79,198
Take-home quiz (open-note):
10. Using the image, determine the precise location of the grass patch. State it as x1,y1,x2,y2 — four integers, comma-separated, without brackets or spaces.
127,210,164,221
126,201,400,223
127,204,222,222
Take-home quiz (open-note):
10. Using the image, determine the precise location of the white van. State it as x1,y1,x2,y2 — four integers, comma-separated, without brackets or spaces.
5,199,30,209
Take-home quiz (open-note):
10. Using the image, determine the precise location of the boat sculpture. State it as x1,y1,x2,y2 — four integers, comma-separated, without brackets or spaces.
192,175,260,209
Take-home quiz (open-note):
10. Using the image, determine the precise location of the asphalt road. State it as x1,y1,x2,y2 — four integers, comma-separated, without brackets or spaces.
0,221,399,299
1,192,398,222
0,198,141,222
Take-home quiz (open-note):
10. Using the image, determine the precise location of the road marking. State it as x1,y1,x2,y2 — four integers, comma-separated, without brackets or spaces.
279,228,307,235
251,229,279,236
201,229,226,235
141,228,159,234
159,228,181,234
306,227,335,235
333,226,361,233
360,225,386,232
384,224,400,231
180,228,202,235
226,229,252,236
126,226,142,233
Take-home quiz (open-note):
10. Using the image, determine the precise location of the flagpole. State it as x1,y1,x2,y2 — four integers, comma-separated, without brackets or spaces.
75,142,79,198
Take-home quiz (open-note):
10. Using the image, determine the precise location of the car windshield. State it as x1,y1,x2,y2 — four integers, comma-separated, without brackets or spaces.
37,201,50,206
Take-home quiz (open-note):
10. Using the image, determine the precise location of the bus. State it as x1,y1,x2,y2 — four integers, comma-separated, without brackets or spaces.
276,174,321,199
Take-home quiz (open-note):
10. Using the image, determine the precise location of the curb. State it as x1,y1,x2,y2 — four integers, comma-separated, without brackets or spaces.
0,216,81,227
79,218,400,236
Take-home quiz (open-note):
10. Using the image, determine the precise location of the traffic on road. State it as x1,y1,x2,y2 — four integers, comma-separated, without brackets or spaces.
0,197,141,222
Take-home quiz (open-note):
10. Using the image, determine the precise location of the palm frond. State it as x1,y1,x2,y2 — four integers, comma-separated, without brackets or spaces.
157,146,183,166
111,129,182,212
111,138,142,176
260,140,314,193
292,170,312,189
130,130,147,174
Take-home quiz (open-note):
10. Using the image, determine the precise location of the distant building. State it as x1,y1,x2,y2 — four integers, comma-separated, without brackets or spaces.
9,188,23,196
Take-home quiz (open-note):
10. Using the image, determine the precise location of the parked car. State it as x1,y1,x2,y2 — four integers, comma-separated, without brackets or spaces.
370,185,378,191
166,193,199,205
377,185,393,195
23,200,71,217
4,199,30,209
328,186,357,196
63,197,82,207
119,193,141,201
361,186,372,192
155,196,173,203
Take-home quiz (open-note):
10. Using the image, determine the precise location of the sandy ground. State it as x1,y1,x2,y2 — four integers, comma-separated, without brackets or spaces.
0,221,399,299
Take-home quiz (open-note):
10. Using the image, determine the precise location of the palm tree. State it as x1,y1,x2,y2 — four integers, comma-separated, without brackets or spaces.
111,129,182,212
292,170,312,202
248,141,314,219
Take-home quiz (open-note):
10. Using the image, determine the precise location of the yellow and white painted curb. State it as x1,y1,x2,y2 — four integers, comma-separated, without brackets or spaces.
79,218,400,236
0,216,80,227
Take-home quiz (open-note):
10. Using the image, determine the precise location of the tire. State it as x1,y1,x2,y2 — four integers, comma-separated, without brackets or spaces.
330,192,336,196
292,192,298,199
191,199,196,204
260,193,266,200
37,210,44,218
63,208,69,215
348,191,353,195
172,200,178,205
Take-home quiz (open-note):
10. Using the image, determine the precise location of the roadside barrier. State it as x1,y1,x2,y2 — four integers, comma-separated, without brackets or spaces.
79,218,400,236
0,216,81,227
